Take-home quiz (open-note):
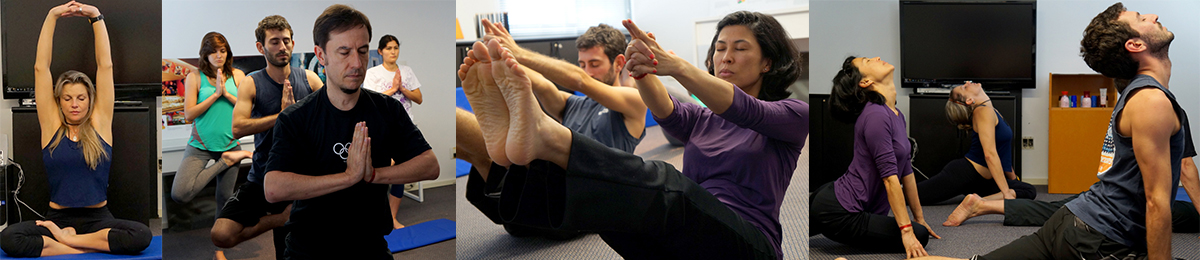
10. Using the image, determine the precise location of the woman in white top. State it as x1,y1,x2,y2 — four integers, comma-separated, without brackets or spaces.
364,34,424,229
364,34,422,119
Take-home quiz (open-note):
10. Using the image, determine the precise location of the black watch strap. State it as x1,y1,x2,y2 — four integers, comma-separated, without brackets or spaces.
89,14,104,24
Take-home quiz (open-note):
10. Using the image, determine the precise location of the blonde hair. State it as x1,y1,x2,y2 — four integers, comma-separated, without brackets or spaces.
48,70,108,170
945,90,988,131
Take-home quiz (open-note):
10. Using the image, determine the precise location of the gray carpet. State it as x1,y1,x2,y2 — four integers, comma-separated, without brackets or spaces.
455,126,810,259
161,184,456,260
809,188,1200,260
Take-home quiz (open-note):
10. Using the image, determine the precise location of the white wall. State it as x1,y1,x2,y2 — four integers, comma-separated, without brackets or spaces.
162,0,459,186
811,0,1200,184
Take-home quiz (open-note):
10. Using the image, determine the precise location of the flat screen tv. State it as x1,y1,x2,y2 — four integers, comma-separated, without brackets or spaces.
3,0,161,99
900,1,1035,89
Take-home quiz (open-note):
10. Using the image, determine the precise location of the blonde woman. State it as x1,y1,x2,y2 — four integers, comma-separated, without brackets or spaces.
916,82,1035,206
0,1,151,257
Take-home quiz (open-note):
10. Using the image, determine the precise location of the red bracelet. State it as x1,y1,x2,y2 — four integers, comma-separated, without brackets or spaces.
899,224,912,230
366,168,376,183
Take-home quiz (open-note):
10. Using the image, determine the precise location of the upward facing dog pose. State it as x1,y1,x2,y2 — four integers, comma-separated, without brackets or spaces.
915,81,1037,204
0,1,152,257
461,11,807,259
914,3,1187,259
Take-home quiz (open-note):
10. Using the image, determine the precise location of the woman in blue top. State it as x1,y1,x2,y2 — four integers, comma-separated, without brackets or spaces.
811,56,940,259
917,82,1036,207
0,1,151,257
169,32,250,213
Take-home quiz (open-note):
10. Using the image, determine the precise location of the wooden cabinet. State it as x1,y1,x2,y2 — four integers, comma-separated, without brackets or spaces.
1047,73,1116,194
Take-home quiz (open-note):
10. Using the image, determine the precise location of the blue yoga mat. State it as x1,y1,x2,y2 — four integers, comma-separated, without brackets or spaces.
386,219,456,253
456,159,471,178
0,235,162,260
1179,187,1192,202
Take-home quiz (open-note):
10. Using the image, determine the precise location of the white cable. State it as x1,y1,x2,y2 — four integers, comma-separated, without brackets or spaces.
9,158,45,221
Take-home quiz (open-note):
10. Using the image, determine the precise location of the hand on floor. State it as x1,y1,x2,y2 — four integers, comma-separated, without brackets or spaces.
917,220,941,239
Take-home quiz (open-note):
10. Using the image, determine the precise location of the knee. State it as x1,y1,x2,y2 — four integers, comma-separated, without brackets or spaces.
109,224,152,255
1,222,42,257
170,187,192,203
912,224,931,246
210,224,238,248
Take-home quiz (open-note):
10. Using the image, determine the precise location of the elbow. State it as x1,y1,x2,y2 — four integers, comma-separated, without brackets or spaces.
421,153,440,181
262,172,284,203
96,59,114,71
34,64,48,74
231,123,247,139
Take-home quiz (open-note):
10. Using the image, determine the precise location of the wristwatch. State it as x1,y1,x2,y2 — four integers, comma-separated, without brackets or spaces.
89,14,104,24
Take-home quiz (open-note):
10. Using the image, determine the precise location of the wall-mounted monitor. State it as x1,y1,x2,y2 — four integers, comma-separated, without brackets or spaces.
900,1,1036,89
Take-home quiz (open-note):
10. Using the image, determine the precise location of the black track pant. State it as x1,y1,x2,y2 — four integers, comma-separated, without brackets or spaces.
0,206,152,257
1003,194,1199,233
809,182,930,253
465,131,778,259
918,158,1036,204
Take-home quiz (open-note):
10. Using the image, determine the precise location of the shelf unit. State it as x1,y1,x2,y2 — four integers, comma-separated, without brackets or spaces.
1047,73,1116,194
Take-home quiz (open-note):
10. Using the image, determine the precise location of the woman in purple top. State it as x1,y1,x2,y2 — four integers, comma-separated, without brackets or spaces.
810,56,941,259
459,11,807,259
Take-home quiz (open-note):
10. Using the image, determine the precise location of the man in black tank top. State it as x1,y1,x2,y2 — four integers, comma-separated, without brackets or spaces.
262,5,439,259
914,3,1196,260
211,14,324,259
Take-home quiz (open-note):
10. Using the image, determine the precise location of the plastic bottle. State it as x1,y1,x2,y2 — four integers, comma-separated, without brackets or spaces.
1060,91,1071,108
1081,91,1092,108
1099,88,1108,107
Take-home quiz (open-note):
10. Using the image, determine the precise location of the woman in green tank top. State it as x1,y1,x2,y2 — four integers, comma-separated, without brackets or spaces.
170,32,251,212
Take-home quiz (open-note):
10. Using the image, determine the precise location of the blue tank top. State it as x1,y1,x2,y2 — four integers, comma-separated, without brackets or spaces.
560,95,643,153
247,68,314,183
1067,74,1189,250
43,132,112,208
964,109,1014,172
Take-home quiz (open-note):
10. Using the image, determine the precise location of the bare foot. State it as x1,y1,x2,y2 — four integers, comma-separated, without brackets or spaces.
486,40,562,166
393,220,405,229
214,250,228,260
459,41,512,166
221,150,252,166
943,194,982,226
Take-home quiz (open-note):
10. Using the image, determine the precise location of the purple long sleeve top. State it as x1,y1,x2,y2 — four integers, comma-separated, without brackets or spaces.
654,87,809,258
834,102,913,215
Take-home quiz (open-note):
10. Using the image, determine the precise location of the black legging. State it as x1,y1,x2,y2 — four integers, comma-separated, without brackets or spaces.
465,131,778,259
0,206,152,257
809,182,930,253
1003,193,1200,233
917,158,1036,204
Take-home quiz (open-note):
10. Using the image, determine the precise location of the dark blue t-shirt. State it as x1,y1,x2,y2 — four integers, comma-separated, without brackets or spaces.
1066,74,1192,250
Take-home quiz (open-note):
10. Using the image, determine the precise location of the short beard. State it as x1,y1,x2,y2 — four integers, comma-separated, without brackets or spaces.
1147,33,1174,59
268,51,292,67
598,68,618,86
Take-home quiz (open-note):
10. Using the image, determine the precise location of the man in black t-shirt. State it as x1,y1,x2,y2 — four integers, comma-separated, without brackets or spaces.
262,5,439,259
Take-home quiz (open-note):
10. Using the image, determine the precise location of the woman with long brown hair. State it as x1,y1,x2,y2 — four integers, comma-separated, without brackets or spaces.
0,1,151,257
169,31,251,214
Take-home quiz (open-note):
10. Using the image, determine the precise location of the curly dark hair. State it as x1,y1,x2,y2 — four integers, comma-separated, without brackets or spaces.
705,11,801,102
575,24,626,64
1080,3,1140,91
830,56,886,124
255,15,293,44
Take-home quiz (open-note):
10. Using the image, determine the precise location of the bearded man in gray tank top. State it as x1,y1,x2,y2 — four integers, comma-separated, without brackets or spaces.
209,14,324,260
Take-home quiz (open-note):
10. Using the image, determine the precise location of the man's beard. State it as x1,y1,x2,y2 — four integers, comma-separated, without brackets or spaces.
1146,29,1174,59
597,68,617,86
268,50,292,67
339,84,360,94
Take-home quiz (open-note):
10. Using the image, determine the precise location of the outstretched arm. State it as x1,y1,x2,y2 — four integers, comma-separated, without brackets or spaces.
78,2,113,142
481,19,647,121
36,5,67,145
973,106,1014,199
1125,89,1177,260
